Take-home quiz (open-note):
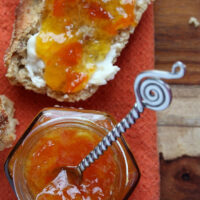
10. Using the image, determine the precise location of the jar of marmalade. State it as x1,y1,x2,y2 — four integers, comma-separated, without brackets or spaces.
5,108,140,200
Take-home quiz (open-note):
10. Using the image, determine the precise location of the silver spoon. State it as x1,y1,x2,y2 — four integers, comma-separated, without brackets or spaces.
63,61,186,183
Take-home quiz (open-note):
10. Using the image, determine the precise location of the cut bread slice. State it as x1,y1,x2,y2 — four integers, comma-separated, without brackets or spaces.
0,95,18,151
5,0,152,102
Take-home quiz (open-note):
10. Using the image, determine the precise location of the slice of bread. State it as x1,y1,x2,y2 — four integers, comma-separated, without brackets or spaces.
0,95,18,151
5,0,151,102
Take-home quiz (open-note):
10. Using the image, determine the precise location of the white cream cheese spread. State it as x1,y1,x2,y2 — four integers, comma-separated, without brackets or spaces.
26,33,120,89
26,34,46,88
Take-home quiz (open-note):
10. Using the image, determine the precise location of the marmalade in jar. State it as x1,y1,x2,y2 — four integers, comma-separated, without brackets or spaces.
5,108,140,200
25,126,119,200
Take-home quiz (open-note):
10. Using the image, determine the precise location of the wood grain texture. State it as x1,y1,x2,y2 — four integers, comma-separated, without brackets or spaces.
157,85,200,127
160,156,200,200
155,1,200,199
158,126,200,160
157,85,200,199
157,85,200,160
154,0,200,84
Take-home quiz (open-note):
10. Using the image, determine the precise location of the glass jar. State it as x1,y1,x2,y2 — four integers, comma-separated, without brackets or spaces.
5,108,140,199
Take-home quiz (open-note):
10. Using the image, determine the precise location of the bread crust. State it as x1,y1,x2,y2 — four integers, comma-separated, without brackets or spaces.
5,0,151,102
0,95,18,151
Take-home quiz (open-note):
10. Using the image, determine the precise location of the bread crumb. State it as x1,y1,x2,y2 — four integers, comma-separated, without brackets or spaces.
0,95,18,151
53,105,60,107
189,17,200,28
54,105,63,108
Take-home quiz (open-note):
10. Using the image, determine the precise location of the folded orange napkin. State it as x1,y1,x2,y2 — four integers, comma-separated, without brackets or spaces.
0,1,159,199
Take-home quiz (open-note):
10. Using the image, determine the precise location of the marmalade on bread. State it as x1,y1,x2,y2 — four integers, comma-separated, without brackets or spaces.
36,0,136,93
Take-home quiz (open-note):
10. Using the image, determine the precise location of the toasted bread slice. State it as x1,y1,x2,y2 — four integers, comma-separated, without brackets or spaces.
0,95,18,151
5,0,151,102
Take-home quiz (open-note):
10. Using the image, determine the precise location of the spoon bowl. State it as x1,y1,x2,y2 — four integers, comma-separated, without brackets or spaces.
61,166,82,185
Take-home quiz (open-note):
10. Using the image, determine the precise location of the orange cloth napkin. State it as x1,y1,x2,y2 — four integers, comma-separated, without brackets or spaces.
0,1,159,199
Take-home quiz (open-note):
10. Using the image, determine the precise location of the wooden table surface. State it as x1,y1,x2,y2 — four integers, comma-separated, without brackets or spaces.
155,0,200,84
154,0,200,199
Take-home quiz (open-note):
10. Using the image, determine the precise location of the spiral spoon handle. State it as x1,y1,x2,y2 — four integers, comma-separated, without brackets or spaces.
78,61,186,173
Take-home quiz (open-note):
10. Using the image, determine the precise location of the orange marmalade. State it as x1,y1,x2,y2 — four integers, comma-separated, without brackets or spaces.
24,126,120,199
36,0,136,93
